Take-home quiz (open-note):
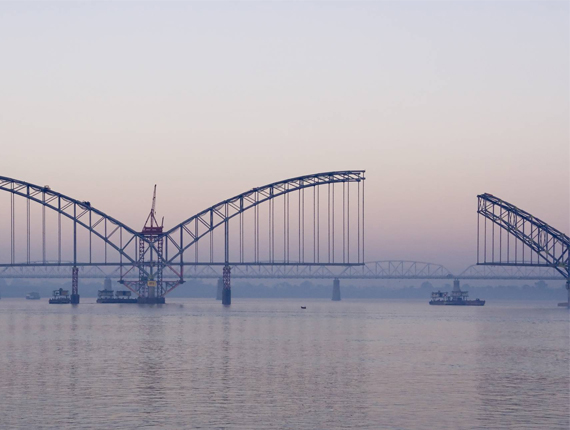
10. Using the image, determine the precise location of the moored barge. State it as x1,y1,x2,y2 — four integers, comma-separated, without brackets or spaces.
49,288,71,304
430,280,485,306
96,279,138,303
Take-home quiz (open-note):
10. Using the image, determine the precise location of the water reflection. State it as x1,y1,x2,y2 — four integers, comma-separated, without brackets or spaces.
475,309,569,429
0,299,567,429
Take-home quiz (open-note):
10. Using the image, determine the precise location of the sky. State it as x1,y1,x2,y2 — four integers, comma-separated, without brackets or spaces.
0,1,568,273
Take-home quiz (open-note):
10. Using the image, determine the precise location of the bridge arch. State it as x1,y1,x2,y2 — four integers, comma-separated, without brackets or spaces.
0,170,366,300
334,260,454,279
0,176,140,267
477,193,569,281
162,170,365,267
457,264,566,281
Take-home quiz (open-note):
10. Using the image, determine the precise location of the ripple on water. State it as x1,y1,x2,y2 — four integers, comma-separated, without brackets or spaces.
0,298,568,429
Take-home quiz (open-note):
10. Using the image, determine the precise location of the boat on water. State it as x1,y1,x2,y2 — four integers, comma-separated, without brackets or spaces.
26,292,41,300
430,280,485,306
49,288,71,304
96,278,138,303
97,289,138,304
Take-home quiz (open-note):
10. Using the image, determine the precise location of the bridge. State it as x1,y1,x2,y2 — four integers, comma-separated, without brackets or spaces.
1,259,565,302
0,171,365,304
476,193,569,305
1,175,568,305
1,260,565,281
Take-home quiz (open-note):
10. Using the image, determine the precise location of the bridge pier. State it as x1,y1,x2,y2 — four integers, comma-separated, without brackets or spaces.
216,278,223,300
70,267,80,304
566,280,570,308
222,266,231,305
332,278,341,301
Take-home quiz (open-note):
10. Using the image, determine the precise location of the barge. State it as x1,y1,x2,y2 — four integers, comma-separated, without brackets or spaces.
49,288,71,304
96,280,138,303
430,280,485,306
26,292,41,300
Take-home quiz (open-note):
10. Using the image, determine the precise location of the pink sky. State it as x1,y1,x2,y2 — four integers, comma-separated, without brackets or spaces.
0,2,568,272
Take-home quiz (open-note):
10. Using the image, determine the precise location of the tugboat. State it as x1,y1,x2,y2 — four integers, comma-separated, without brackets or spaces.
430,280,485,306
26,292,41,300
49,288,71,304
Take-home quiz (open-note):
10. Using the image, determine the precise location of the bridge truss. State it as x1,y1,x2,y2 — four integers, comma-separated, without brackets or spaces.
0,171,365,303
1,260,564,282
477,193,570,302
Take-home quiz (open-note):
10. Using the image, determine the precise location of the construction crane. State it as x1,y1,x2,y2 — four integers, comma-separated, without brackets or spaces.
141,185,163,235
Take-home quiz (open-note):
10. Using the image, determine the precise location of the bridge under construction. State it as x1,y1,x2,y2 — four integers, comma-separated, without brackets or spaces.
0,173,568,306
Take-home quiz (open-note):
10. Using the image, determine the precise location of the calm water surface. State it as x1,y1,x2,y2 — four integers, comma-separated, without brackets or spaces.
0,298,568,429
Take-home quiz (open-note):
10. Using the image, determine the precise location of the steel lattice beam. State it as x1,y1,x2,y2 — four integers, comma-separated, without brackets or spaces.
477,193,569,281
0,176,141,268
162,170,366,266
1,260,565,281
457,264,564,280
0,171,366,298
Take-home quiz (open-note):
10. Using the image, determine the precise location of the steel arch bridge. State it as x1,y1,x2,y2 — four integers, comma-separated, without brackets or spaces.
0,171,365,303
476,193,570,303
1,260,564,281
457,264,565,281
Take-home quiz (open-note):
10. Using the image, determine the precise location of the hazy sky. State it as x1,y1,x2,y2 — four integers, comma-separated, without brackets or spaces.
0,1,568,272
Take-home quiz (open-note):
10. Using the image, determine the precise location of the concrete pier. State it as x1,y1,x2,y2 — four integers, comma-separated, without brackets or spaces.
332,278,341,301
222,265,231,305
216,278,223,300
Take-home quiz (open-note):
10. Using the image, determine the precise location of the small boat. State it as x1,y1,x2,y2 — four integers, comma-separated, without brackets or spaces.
26,292,41,300
301,306,306,309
